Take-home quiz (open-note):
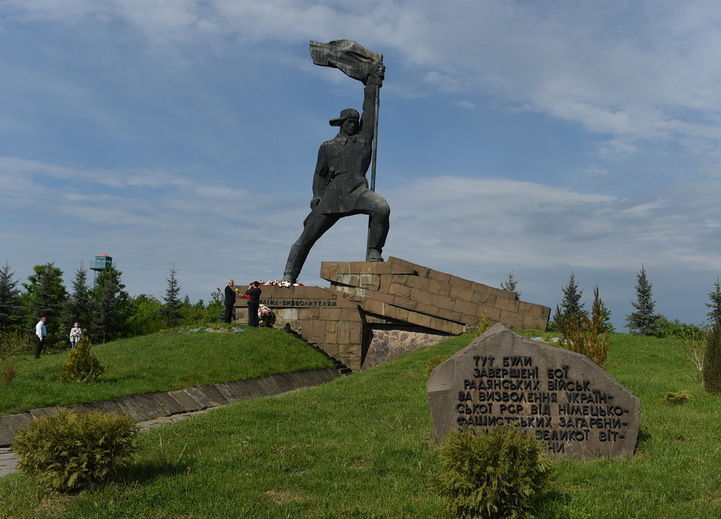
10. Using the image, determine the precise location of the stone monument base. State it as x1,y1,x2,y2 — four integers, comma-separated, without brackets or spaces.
235,257,550,371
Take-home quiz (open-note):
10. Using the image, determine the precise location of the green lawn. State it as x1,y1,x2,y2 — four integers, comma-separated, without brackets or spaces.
0,328,334,415
2,332,721,518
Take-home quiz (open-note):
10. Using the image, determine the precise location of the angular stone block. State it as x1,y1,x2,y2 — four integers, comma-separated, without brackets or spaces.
428,324,640,459
153,392,187,415
167,389,205,412
117,394,167,422
197,385,230,407
0,414,33,446
29,407,58,419
84,400,125,416
183,388,214,409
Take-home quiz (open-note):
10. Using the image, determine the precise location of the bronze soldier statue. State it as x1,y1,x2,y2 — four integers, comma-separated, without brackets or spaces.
282,42,389,284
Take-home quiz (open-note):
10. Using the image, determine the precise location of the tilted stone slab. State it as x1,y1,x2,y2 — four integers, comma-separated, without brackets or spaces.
182,388,214,409
0,414,32,446
117,395,167,422
428,324,640,459
166,389,205,412
29,407,58,420
83,400,126,415
196,385,230,407
152,392,187,415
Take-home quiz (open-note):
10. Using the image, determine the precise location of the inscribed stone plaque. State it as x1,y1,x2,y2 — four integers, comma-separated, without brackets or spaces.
427,324,640,458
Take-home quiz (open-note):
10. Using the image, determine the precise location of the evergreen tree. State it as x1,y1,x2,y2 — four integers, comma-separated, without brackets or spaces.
161,264,183,328
90,265,131,343
592,286,615,333
0,262,23,332
706,278,721,325
23,263,68,346
500,272,520,299
67,264,93,328
626,265,658,336
557,272,586,332
206,288,224,323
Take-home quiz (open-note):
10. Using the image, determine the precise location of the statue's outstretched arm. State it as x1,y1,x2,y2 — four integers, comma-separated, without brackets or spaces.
360,63,384,142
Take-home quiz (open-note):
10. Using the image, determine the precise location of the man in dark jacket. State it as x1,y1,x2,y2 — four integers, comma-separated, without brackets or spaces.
223,280,236,323
245,281,262,327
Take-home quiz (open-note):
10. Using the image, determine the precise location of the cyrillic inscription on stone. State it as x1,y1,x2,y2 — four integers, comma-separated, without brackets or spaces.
427,324,640,458
261,298,337,307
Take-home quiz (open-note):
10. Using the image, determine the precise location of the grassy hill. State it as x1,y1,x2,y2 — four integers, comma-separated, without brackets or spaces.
2,332,721,518
0,327,334,415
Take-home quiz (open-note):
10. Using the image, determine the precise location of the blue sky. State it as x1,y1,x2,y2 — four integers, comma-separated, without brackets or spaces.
2,1,721,329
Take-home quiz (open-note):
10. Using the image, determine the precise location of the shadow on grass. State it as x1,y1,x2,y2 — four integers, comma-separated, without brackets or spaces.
636,425,652,447
116,458,194,486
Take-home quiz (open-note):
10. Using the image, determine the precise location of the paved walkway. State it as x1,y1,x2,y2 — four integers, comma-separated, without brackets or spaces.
0,408,211,479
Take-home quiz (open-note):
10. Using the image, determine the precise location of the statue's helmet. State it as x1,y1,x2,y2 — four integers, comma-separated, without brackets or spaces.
329,108,360,126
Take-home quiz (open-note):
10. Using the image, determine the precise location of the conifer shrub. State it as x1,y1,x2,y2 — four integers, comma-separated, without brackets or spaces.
13,409,138,492
560,297,609,367
474,314,491,337
702,323,721,395
61,331,105,383
436,427,552,519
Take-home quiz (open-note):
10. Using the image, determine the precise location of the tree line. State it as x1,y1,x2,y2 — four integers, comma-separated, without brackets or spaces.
0,261,223,348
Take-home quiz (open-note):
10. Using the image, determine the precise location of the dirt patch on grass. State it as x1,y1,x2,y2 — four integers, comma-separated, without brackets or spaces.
264,489,302,504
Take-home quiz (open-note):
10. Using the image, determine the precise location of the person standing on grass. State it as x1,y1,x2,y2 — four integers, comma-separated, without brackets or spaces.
34,316,47,359
224,280,236,323
69,322,82,349
245,281,262,327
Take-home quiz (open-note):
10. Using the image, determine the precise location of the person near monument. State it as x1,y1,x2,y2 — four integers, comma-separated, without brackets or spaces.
69,322,82,349
223,280,236,323
245,281,262,327
34,316,47,359
282,61,389,284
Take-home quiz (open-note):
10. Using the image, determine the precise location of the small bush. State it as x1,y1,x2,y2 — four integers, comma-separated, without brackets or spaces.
61,331,105,383
436,427,552,519
561,311,609,367
475,314,491,337
663,390,692,405
14,409,138,492
655,316,704,339
703,323,721,395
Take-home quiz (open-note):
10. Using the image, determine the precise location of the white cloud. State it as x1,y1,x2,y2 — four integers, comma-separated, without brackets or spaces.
7,0,721,155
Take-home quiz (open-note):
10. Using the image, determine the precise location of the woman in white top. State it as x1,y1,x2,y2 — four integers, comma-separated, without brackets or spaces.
69,322,82,349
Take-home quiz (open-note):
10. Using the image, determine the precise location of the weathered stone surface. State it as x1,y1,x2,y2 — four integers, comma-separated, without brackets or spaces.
363,327,448,369
183,388,214,409
196,385,230,407
29,407,58,419
166,389,204,412
0,414,32,446
83,400,125,415
427,324,640,459
152,392,186,415
117,395,168,422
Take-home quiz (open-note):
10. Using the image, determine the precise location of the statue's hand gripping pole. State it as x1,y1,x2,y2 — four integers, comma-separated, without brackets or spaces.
309,39,383,191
